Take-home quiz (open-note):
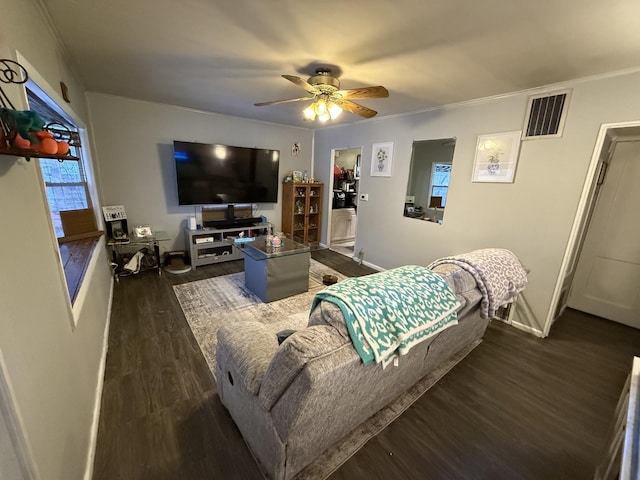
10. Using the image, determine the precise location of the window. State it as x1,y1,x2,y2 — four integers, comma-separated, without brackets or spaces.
430,163,451,207
26,89,91,238
25,82,99,307
40,158,89,237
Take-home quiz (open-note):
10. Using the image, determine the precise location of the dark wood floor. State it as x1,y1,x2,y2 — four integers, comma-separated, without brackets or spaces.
92,249,640,479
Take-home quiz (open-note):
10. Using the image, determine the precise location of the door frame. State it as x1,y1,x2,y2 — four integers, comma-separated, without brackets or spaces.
545,120,640,336
0,350,39,479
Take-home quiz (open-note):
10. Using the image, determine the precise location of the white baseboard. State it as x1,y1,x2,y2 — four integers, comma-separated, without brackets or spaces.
352,256,384,272
83,275,114,480
510,320,545,338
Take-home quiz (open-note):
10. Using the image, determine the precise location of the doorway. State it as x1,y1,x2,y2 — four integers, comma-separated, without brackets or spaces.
548,121,640,336
567,132,640,329
329,147,361,258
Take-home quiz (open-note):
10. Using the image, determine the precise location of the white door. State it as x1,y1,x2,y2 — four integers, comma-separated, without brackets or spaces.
568,140,640,328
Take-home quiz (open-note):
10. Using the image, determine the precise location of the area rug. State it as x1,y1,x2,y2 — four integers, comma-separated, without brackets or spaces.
173,259,348,377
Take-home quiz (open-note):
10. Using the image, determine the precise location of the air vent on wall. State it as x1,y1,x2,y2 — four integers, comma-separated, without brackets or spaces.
523,89,571,139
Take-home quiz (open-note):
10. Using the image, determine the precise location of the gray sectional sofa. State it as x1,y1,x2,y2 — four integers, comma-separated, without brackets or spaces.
216,263,491,480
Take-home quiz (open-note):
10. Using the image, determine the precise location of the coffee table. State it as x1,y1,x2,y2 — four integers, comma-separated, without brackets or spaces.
232,236,311,302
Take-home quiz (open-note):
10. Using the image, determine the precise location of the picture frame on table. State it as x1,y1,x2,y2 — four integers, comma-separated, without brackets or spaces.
472,131,522,183
370,142,394,177
134,225,153,238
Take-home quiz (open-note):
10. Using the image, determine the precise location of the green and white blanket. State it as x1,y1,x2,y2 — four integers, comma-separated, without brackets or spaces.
310,265,460,367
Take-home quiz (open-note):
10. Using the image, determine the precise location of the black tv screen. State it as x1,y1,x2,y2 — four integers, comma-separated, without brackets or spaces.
174,141,280,205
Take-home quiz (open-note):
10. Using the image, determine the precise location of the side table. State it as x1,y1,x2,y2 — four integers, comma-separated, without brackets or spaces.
107,230,171,278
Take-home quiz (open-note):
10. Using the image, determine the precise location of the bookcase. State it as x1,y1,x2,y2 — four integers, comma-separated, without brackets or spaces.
282,182,323,246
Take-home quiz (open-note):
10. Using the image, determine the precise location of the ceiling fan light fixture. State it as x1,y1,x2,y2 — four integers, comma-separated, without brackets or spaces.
328,102,342,119
302,95,342,122
316,97,328,115
257,68,387,122
302,105,316,121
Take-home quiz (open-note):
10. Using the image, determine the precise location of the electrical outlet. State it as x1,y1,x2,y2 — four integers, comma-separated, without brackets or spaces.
359,193,369,201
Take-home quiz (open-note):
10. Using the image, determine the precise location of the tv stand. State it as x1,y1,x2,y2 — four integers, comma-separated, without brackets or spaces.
185,222,268,268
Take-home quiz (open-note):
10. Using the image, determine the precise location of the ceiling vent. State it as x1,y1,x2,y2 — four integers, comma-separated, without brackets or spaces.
523,89,571,139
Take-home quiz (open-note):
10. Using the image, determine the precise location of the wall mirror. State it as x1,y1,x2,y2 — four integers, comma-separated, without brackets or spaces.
404,138,456,224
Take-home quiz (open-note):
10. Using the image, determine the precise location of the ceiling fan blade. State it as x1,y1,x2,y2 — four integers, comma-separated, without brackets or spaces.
339,100,378,119
254,96,313,107
338,86,389,99
282,74,319,94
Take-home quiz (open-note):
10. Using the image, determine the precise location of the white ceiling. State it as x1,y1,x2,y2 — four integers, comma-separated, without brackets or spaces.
41,0,640,129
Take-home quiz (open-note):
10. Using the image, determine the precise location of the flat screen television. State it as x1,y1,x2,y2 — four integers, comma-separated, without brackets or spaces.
174,140,280,205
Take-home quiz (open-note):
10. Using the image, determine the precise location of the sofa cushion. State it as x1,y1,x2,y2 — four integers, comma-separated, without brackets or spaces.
259,325,348,410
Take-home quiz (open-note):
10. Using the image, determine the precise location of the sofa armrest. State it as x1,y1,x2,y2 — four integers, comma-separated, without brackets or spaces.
216,322,281,395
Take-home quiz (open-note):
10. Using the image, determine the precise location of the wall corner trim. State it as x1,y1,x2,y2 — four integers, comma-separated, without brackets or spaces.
82,275,114,480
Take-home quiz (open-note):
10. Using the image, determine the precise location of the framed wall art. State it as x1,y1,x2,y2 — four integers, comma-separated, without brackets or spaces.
472,131,522,183
370,141,394,177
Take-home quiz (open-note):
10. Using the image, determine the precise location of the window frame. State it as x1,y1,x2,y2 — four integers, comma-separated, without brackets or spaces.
429,162,452,207
17,53,103,328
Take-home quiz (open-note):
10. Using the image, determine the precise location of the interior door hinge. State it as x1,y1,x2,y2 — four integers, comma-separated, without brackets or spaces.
596,161,608,186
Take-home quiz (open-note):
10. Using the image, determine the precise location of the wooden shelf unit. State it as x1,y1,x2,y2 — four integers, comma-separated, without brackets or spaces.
184,223,268,268
282,182,323,246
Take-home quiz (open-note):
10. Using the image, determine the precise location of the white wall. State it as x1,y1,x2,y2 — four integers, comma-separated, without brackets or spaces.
314,70,640,335
0,1,113,478
87,94,314,252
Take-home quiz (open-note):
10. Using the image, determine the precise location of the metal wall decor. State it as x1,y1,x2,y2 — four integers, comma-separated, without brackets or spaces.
0,58,81,161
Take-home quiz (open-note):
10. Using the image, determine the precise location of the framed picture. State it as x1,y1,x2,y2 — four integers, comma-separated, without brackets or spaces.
472,131,522,183
134,225,153,238
370,142,394,177
292,170,303,183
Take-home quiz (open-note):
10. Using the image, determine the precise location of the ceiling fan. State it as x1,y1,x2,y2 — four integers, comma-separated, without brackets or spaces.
254,68,389,121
